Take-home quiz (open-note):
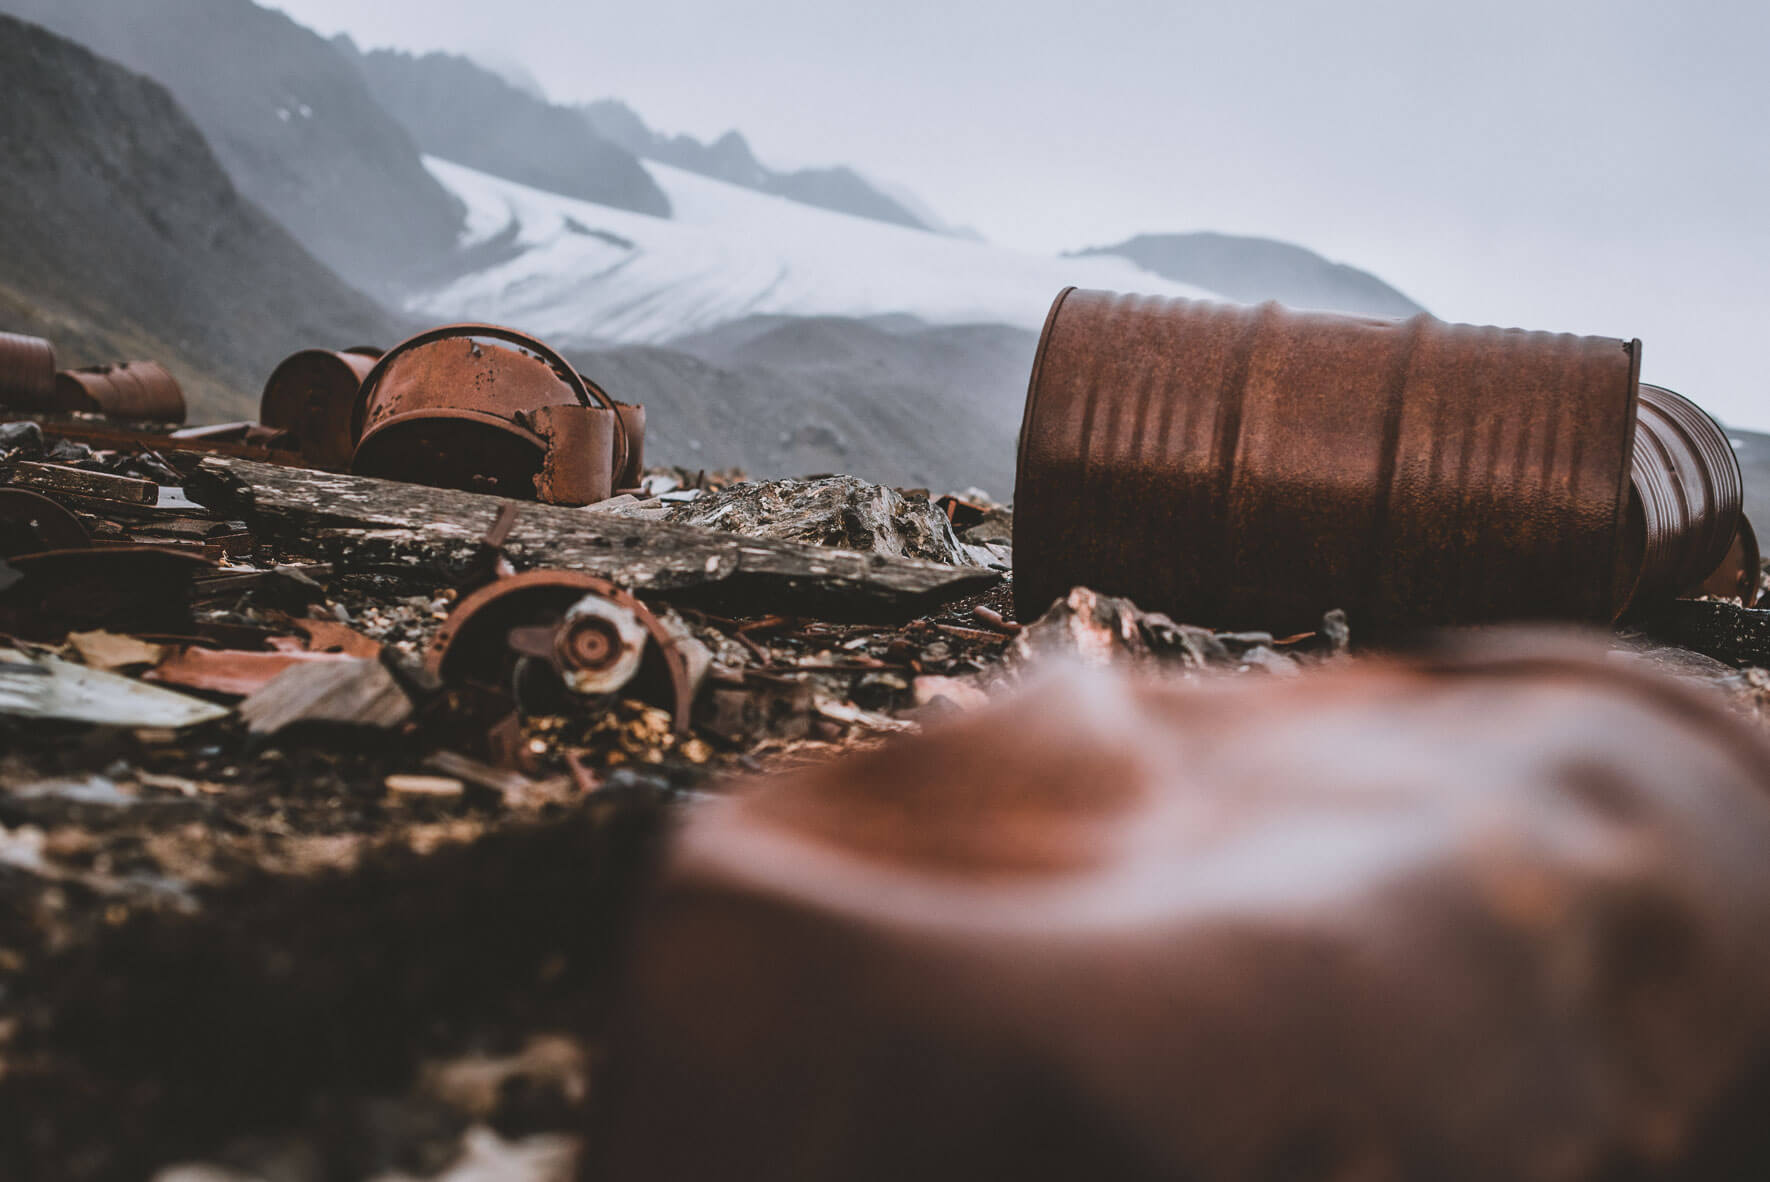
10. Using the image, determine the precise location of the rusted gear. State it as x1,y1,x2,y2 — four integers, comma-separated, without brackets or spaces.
429,570,694,732
0,488,91,559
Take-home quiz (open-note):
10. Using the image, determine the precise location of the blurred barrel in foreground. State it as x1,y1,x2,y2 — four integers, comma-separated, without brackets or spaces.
0,332,57,412
1013,290,1760,631
588,648,1770,1181
54,361,186,424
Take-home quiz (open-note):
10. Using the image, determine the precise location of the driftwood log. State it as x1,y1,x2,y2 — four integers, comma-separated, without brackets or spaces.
188,458,999,620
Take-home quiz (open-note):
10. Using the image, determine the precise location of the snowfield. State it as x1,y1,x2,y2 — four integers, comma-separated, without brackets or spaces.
412,156,1225,345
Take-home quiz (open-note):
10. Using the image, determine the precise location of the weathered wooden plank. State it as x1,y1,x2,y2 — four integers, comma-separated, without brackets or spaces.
12,461,158,505
188,457,999,620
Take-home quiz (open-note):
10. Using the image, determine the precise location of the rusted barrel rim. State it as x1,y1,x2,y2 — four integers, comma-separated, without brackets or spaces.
351,324,629,479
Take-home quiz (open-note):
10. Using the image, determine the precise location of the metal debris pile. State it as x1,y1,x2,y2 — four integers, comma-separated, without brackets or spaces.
1,295,1769,1181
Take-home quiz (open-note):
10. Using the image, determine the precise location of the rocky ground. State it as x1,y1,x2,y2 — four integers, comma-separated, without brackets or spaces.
0,414,1765,1182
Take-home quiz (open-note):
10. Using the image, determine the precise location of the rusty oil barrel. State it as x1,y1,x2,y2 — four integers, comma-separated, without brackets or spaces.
1013,289,1641,633
260,349,380,471
1619,382,1751,612
53,362,186,424
0,332,57,412
350,324,631,502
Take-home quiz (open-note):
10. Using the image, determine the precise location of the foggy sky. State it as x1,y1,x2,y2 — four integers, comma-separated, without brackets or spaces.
272,0,1770,430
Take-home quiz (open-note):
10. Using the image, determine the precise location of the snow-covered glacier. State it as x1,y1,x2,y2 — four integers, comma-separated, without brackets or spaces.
410,156,1224,345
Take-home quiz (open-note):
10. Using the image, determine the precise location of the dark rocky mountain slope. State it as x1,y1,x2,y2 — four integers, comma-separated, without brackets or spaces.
1077,232,1426,319
0,0,463,294
0,14,399,421
344,45,672,218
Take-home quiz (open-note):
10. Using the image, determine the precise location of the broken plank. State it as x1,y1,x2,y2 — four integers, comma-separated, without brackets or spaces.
11,461,158,505
188,457,1000,620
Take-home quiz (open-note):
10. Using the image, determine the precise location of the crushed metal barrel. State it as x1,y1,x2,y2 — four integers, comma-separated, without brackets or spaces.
588,644,1770,1181
1013,290,1752,631
349,324,643,504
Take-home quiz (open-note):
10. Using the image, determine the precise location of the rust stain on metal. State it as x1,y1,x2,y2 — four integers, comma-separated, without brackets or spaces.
259,349,378,471
349,324,632,504
0,332,57,412
531,403,617,507
54,362,186,424
1014,289,1640,633
146,647,357,698
0,487,91,558
430,570,695,733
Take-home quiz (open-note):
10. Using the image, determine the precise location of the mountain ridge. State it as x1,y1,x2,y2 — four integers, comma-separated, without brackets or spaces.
1076,231,1426,320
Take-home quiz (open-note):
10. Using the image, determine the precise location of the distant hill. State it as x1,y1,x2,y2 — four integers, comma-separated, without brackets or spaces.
572,315,1038,496
581,99,934,232
0,14,399,422
1075,232,1426,319
342,44,672,219
0,0,463,295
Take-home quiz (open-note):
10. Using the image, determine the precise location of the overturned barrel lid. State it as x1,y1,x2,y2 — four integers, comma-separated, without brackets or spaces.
53,361,186,424
1014,290,1662,632
0,332,57,412
588,646,1770,1180
259,348,381,471
349,324,638,504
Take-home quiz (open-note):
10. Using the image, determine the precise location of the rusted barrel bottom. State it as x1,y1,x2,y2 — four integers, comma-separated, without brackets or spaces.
351,410,546,500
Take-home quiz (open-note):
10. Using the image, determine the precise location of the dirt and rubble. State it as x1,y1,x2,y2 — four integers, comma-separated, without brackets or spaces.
0,405,1766,1180
4,299,1770,1181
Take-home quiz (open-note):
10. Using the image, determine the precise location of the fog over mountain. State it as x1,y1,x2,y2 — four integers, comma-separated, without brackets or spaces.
342,42,673,219
0,0,463,296
0,13,398,421
580,100,934,232
1079,233,1426,321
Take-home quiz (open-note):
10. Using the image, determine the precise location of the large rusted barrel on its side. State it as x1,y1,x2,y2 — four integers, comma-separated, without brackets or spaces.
350,324,631,503
54,362,186,424
260,349,380,471
1014,290,1641,632
1621,382,1754,611
0,332,58,412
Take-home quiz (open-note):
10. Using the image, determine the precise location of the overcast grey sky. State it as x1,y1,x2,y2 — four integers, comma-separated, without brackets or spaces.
274,0,1770,430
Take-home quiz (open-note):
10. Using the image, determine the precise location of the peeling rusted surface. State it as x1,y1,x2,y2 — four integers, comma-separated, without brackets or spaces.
532,404,617,506
590,646,1770,1181
259,349,378,471
430,570,695,733
1618,383,1749,613
0,487,91,558
0,332,57,412
350,325,630,503
1014,290,1640,632
54,362,187,424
